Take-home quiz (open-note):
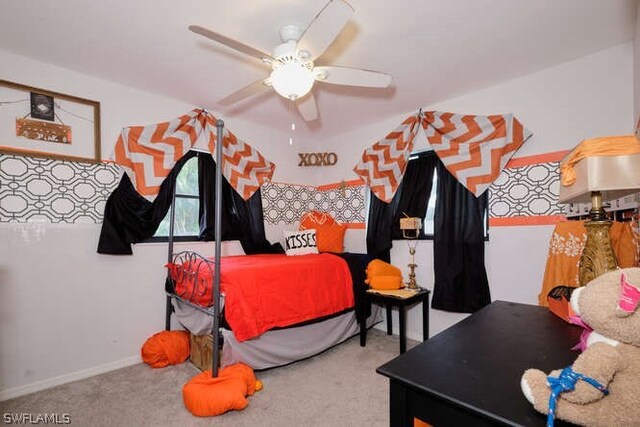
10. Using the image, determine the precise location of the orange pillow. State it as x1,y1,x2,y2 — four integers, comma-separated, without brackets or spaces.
299,210,345,253
369,275,403,290
300,210,336,229
366,259,402,278
141,330,190,368
313,222,346,253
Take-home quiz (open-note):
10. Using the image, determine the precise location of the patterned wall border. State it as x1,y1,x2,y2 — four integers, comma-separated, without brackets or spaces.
261,181,366,227
1,149,578,228
487,150,569,227
0,152,366,227
263,151,572,230
0,154,120,223
488,161,564,223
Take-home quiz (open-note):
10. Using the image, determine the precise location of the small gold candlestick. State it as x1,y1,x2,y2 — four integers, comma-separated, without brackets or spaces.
406,241,419,290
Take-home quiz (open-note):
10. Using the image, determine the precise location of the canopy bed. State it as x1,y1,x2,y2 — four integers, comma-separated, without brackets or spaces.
98,107,535,375
98,110,379,377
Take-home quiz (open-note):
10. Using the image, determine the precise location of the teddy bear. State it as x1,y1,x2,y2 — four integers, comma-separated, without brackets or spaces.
521,267,640,427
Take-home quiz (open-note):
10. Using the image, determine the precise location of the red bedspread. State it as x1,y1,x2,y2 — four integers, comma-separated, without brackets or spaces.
170,253,354,342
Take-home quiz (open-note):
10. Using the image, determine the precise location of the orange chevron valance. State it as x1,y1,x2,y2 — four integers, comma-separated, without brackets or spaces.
113,109,275,200
352,113,421,203
354,110,532,202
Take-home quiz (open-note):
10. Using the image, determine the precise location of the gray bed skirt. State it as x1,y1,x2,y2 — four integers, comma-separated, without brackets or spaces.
173,299,382,370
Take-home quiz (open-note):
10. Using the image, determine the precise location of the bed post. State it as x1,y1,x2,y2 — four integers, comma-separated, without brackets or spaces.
165,185,177,331
211,119,224,377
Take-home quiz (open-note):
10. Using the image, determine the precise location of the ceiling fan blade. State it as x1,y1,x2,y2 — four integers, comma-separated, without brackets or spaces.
189,25,274,62
296,0,354,61
217,79,271,107
314,66,392,88
296,92,319,122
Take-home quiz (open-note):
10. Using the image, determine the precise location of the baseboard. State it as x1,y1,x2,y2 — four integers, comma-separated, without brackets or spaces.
0,355,141,402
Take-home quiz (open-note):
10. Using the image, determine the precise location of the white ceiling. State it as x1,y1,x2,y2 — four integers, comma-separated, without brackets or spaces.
0,0,636,142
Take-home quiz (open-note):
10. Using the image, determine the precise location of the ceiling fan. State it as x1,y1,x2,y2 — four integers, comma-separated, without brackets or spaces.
189,0,393,122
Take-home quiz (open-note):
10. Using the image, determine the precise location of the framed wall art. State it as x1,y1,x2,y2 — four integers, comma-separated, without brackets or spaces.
0,79,101,163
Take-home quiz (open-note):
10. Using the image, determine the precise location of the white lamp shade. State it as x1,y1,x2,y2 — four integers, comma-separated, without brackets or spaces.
270,62,314,100
558,153,640,204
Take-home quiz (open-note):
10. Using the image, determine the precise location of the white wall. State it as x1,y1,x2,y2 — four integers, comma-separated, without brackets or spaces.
315,43,634,340
0,49,314,400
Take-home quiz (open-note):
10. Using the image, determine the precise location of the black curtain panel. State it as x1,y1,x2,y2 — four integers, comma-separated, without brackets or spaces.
229,185,284,255
197,152,241,242
390,152,438,240
366,190,398,263
366,152,437,262
98,150,281,255
97,151,197,255
198,152,282,255
432,161,491,313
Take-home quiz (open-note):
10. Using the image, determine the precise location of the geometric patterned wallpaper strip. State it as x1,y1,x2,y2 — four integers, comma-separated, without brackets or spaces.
0,153,366,226
488,161,564,218
1,150,564,226
261,161,566,227
0,153,120,223
261,182,366,226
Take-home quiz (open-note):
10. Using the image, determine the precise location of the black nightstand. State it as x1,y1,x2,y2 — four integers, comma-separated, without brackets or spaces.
361,287,430,353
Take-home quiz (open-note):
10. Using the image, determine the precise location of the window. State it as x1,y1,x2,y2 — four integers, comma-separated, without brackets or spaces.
423,168,437,236
152,156,200,240
408,153,489,240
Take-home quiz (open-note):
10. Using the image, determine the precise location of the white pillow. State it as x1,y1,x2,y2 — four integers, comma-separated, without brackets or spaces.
283,229,318,256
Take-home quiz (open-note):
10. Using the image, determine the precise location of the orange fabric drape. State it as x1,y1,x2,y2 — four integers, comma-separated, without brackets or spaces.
366,259,402,278
539,221,639,306
368,276,403,290
365,259,403,290
612,220,639,268
560,135,640,186
182,364,261,417
141,330,190,368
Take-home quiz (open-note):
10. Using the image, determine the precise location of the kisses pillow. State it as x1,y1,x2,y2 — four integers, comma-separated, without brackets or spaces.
283,229,318,256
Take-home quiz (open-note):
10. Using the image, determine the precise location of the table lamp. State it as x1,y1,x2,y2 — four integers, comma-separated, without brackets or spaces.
558,136,640,285
400,215,422,290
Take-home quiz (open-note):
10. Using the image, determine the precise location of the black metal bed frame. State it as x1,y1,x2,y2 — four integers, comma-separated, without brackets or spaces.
164,119,225,377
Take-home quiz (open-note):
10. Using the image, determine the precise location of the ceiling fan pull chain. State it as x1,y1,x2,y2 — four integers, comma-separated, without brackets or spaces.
289,99,295,146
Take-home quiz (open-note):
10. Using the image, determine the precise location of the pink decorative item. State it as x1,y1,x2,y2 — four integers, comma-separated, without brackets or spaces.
618,272,640,316
568,314,593,352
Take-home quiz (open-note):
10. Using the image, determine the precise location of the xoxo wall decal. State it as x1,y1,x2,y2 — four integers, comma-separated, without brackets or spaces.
298,152,338,167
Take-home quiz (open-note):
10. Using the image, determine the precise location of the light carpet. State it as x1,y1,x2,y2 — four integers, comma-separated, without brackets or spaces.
1,329,412,427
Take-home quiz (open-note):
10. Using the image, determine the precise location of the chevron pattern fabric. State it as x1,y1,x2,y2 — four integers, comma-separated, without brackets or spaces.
206,120,276,201
114,109,205,197
422,111,532,197
352,113,421,202
113,109,274,200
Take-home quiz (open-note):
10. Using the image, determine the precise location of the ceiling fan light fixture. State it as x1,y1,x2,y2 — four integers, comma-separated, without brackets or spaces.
270,61,314,100
191,0,390,122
